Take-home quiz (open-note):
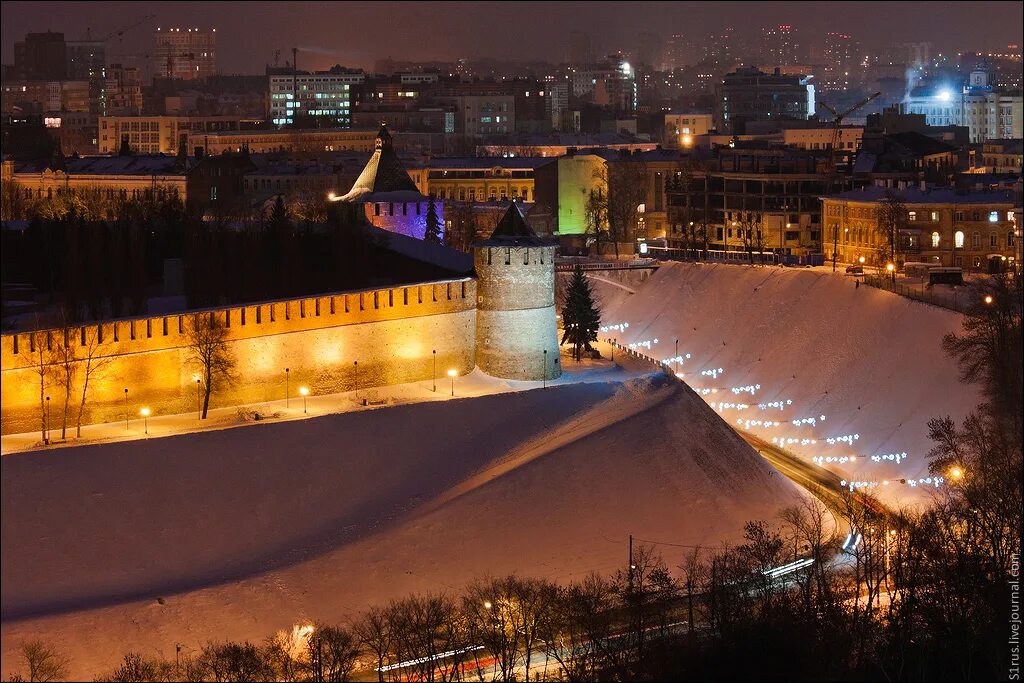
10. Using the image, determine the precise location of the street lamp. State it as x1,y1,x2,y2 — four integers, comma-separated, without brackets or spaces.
675,338,679,373
285,368,290,408
949,466,964,480
299,386,309,413
543,350,548,389
124,388,129,430
984,295,993,304
432,349,437,392
447,368,457,396
44,395,50,444
140,407,150,434
193,374,202,420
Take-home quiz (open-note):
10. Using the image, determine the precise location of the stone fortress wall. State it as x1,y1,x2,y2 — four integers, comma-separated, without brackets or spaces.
1,278,477,435
474,244,561,381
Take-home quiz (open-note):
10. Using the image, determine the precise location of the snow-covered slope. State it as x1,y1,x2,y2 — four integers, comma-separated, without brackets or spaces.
593,262,977,504
1,373,802,679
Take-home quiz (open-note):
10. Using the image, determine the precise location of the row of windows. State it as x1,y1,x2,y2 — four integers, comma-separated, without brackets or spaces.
432,186,531,202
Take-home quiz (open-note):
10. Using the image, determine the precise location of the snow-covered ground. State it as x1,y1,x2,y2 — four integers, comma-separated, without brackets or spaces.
1,347,805,680
591,261,977,506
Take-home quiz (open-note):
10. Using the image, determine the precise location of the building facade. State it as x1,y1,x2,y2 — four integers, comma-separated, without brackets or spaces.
99,115,246,154
422,157,545,202
821,184,1018,270
718,66,811,133
154,28,216,80
268,69,363,127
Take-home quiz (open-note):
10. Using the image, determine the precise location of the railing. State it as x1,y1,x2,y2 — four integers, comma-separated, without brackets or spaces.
554,259,660,272
862,274,972,314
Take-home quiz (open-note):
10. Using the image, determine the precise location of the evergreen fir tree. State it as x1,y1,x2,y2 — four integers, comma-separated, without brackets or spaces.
424,195,442,244
560,263,602,361
118,135,132,156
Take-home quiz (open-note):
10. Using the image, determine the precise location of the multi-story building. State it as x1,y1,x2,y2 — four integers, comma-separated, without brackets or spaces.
9,154,190,207
903,71,1023,143
65,40,105,80
99,115,247,154
783,125,863,152
822,184,1018,270
663,112,715,147
13,32,67,80
532,149,610,236
761,24,802,67
268,68,362,128
154,27,216,80
103,64,143,115
191,127,381,155
476,132,658,158
436,94,515,136
976,139,1023,174
666,146,863,255
718,66,811,133
421,157,546,203
820,32,858,91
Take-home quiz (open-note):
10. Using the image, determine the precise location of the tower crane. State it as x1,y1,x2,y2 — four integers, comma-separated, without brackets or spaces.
817,90,882,176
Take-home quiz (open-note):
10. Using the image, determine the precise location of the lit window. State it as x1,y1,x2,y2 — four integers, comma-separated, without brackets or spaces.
954,231,964,248
931,232,940,248
989,211,999,222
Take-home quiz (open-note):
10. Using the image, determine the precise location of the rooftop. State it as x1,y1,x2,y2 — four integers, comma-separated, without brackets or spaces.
473,201,554,248
14,154,190,176
824,185,1015,205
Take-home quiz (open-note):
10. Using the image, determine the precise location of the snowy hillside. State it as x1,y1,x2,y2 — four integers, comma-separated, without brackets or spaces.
1,371,803,679
591,262,977,504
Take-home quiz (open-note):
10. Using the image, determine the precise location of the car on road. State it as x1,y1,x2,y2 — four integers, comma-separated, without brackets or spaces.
845,265,864,275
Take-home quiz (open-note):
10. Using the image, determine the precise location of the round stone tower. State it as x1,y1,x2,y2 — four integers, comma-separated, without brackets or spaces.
473,202,561,381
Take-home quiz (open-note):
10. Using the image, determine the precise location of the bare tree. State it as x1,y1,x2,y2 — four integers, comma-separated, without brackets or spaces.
876,190,908,273
50,312,77,441
94,653,176,682
75,323,113,437
605,160,648,258
306,624,361,682
193,641,273,682
185,312,236,419
14,640,69,682
354,607,394,683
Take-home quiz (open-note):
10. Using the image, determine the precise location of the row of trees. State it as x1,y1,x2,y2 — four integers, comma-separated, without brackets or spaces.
28,310,235,444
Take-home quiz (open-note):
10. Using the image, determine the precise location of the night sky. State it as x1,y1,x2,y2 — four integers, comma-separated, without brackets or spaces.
2,0,1022,73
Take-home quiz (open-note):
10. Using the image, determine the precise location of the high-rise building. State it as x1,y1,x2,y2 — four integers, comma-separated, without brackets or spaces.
13,32,67,80
664,34,689,72
903,71,1024,143
104,64,143,115
154,27,217,80
761,24,801,66
821,32,858,91
700,27,739,74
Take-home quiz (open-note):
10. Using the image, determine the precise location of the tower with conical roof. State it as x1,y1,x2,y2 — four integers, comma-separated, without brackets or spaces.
339,123,439,241
473,202,561,381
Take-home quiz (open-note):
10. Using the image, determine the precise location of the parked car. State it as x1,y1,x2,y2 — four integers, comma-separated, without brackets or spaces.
845,265,864,275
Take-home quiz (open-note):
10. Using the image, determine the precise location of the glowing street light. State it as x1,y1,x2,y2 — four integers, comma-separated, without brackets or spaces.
447,368,457,396
949,466,964,480
140,407,151,434
193,374,202,420
483,600,493,610
984,295,993,304
299,386,309,413
285,368,290,408
432,349,437,392
859,256,866,264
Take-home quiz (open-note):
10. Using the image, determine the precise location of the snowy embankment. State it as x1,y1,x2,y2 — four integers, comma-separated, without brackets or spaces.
1,361,803,679
591,262,977,505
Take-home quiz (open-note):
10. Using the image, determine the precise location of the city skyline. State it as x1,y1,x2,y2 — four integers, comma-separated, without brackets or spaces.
2,0,1022,74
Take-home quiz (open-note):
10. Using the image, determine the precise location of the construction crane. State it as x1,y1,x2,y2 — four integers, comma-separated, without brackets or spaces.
817,91,882,175
84,14,157,44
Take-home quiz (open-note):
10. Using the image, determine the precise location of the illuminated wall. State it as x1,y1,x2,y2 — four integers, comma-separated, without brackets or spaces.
0,279,475,435
555,154,608,235
474,245,561,381
363,197,444,241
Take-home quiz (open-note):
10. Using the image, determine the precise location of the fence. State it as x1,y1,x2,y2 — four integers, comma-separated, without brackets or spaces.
862,274,972,314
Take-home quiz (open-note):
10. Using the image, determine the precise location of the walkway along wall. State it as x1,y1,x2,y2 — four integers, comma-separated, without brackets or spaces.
1,278,477,436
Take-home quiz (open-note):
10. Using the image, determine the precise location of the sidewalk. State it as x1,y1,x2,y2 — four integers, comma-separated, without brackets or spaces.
1,342,654,456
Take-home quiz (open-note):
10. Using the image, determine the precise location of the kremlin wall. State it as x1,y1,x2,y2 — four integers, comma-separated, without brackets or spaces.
1,126,561,437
